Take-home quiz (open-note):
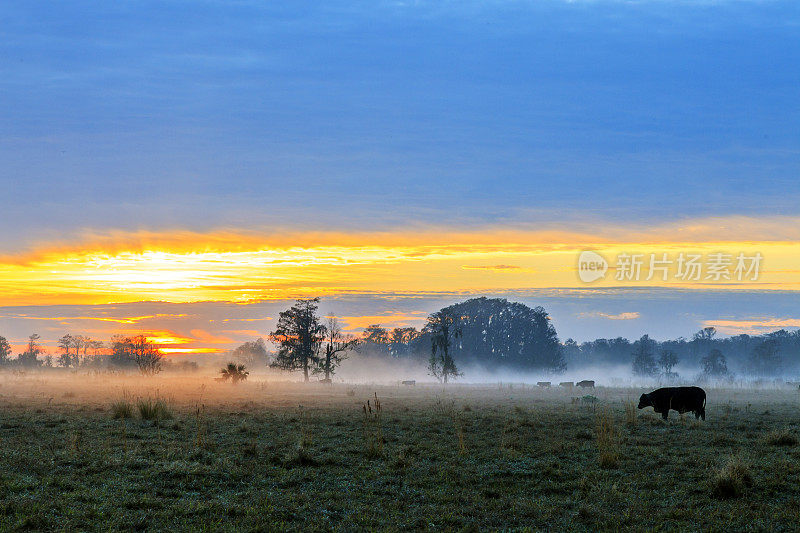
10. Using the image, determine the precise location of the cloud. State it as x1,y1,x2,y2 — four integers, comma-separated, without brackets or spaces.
461,264,527,271
701,317,800,335
578,311,641,320
337,312,429,331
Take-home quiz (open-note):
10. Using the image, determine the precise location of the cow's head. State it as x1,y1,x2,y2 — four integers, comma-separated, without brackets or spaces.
637,393,651,409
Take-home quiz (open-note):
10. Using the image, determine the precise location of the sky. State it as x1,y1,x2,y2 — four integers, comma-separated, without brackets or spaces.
1,0,799,355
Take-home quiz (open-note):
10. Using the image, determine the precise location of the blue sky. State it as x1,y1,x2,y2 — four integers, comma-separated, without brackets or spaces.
1,1,799,350
2,0,799,241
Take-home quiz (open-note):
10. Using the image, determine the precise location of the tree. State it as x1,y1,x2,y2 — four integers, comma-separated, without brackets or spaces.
388,327,420,358
748,339,781,376
269,298,325,382
701,349,728,377
658,350,679,375
359,324,390,356
363,324,389,345
0,336,11,365
109,335,163,374
219,363,249,384
632,335,658,377
317,317,358,381
230,338,270,367
424,310,462,383
19,334,44,368
418,298,565,372
57,334,77,368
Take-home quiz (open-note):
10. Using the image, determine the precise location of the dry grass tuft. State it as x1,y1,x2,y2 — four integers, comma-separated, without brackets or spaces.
596,408,620,469
624,401,637,427
711,455,753,499
110,400,133,419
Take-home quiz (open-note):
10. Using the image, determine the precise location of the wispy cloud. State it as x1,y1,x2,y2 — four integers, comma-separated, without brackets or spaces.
578,311,641,320
702,317,800,335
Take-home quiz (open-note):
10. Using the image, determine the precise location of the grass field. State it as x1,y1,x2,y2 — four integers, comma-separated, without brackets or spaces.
0,374,798,531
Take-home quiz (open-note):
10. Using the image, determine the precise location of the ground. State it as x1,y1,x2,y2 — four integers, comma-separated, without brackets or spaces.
0,374,798,531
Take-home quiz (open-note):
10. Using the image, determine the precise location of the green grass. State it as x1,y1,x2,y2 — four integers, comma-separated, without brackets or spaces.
136,397,173,421
110,400,133,419
0,376,799,530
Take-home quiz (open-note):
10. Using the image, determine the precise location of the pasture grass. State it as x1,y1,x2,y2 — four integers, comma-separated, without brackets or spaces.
0,374,799,530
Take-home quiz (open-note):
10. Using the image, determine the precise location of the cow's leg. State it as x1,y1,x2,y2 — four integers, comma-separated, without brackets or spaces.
694,410,700,420
700,407,706,421
661,410,669,421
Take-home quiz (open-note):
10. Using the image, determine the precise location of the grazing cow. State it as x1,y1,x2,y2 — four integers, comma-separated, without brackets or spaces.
576,380,595,389
319,378,332,384
638,386,706,421
537,381,551,388
401,380,416,386
559,382,574,388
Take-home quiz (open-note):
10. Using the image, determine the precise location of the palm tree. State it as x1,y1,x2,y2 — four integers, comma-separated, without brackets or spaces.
219,362,249,384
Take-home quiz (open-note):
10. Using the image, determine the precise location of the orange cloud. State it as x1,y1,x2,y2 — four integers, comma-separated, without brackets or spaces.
578,311,641,320
189,329,235,344
337,312,429,331
701,318,800,335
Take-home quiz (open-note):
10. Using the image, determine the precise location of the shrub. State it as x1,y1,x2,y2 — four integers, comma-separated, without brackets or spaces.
711,455,753,499
111,400,133,419
137,398,173,421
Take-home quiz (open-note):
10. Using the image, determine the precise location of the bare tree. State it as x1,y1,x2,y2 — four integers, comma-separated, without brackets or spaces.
316,317,358,382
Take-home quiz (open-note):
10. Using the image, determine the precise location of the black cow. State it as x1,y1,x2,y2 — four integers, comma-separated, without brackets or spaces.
576,380,595,389
638,386,706,421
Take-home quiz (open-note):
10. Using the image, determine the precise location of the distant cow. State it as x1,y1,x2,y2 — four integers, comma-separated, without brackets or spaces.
559,382,574,388
638,386,706,421
576,380,595,389
537,381,551,388
401,380,416,386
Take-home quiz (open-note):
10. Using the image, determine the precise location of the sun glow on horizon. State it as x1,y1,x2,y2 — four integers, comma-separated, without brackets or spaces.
0,224,799,308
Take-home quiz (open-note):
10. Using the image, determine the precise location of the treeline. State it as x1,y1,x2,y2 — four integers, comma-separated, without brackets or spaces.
0,333,195,374
2,296,798,380
564,327,800,379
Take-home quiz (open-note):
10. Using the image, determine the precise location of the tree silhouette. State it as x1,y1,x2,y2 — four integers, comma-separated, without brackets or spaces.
424,310,462,383
748,339,781,376
19,334,43,368
700,348,728,377
0,336,11,365
108,335,163,374
418,298,565,372
632,335,658,377
269,298,325,382
316,317,358,381
658,350,679,375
